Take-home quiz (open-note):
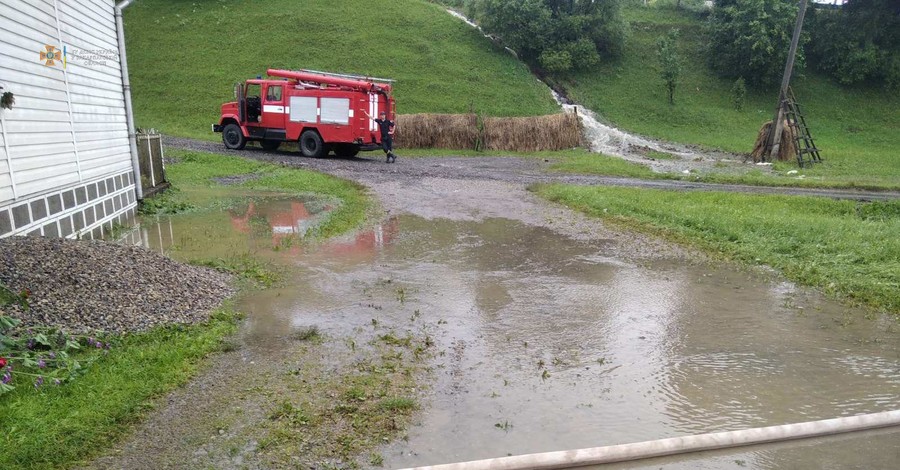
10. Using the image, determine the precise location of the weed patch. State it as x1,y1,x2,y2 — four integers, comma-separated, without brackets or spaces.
191,255,282,288
0,309,240,469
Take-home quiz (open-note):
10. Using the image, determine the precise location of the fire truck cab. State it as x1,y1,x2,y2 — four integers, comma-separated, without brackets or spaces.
213,69,395,158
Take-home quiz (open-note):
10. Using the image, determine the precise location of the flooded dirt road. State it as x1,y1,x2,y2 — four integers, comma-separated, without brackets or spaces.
165,136,900,202
95,174,899,469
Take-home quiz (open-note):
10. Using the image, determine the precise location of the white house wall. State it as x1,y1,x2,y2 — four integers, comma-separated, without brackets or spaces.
0,0,136,239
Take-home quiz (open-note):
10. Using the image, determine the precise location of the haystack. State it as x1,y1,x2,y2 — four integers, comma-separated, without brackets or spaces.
483,113,581,152
394,113,478,149
750,120,797,162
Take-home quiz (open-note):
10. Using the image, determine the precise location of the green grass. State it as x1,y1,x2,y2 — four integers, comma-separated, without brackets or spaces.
124,0,558,140
0,309,240,469
164,149,372,239
549,152,662,179
535,184,900,316
0,152,371,469
558,5,900,189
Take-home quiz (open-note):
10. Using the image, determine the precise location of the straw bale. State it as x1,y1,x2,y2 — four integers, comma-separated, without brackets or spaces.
394,114,478,149
483,113,581,152
750,120,797,163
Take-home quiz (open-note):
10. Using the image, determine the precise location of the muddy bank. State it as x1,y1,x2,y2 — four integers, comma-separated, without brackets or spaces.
0,236,233,333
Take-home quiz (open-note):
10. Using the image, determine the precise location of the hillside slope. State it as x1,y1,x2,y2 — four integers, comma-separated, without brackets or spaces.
123,0,559,140
560,6,900,188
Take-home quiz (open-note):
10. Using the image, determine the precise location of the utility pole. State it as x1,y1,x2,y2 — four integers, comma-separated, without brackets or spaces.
765,0,809,161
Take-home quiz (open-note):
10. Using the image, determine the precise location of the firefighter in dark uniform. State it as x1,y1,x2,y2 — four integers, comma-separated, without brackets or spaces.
366,111,396,163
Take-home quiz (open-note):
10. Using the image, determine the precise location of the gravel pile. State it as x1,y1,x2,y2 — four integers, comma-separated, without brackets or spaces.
0,236,235,333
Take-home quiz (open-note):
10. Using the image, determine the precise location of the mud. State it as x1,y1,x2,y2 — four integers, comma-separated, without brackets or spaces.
87,179,900,469
164,136,900,202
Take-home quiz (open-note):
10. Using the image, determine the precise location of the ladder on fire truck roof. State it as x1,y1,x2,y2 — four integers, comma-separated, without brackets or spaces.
296,68,395,83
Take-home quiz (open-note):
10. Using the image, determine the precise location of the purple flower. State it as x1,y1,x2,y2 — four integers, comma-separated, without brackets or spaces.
53,378,61,386
34,376,44,389
95,341,103,349
49,351,56,360
26,339,35,350
37,359,46,369
1,372,11,384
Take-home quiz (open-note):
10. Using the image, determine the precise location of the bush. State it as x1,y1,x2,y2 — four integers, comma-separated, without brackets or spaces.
807,1,900,88
707,0,806,87
657,28,682,104
470,0,628,73
731,76,747,110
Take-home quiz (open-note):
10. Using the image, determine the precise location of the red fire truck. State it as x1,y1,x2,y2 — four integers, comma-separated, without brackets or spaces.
213,69,395,158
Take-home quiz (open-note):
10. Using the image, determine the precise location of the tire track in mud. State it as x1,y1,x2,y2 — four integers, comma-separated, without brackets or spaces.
165,135,900,202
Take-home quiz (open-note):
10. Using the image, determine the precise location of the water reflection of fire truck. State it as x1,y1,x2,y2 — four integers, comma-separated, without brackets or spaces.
228,200,398,257
323,217,399,262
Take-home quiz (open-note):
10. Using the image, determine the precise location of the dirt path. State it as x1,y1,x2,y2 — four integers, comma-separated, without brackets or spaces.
85,137,900,469
165,136,900,202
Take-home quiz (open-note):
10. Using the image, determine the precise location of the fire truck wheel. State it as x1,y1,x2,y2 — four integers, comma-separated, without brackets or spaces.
222,123,246,150
299,130,325,158
260,140,281,152
334,144,360,158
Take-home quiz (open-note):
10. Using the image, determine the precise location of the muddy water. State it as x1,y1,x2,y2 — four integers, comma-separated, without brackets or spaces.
137,197,900,469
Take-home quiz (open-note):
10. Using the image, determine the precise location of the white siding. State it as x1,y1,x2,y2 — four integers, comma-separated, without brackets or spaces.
0,0,131,207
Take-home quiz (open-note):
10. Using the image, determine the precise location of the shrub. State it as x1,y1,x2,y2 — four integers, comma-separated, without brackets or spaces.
470,0,627,74
707,0,806,87
731,76,747,110
657,28,682,104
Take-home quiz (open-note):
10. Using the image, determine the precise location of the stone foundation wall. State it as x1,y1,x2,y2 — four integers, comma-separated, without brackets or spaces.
0,170,137,240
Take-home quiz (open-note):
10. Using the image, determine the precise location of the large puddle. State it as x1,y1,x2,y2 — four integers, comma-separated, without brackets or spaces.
132,197,900,469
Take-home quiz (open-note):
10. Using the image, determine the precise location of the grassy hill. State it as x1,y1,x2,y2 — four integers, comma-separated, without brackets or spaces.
559,6,900,188
123,0,559,140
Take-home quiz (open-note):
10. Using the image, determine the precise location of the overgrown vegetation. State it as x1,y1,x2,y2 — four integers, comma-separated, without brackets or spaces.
124,0,558,140
808,0,900,87
560,5,899,189
465,0,628,73
707,0,805,86
535,184,900,316
0,309,241,469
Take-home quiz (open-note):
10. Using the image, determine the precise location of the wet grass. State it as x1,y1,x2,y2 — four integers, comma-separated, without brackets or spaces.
161,149,372,239
124,0,558,141
0,309,241,469
395,146,899,191
191,255,282,288
557,5,900,190
535,184,900,316
258,333,431,468
0,151,372,468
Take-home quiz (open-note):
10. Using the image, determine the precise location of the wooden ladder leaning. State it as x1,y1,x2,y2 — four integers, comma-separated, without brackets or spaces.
784,87,822,168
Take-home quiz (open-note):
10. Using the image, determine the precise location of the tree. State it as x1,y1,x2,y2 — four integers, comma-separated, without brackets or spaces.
707,0,807,87
657,29,682,104
469,0,628,74
807,0,900,87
